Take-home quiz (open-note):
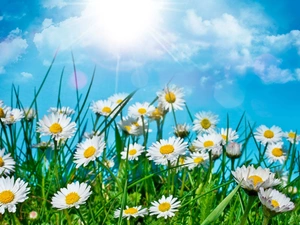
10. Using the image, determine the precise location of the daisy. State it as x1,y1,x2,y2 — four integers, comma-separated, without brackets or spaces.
149,195,181,219
114,205,148,220
220,128,239,144
284,130,299,144
0,101,10,119
104,157,115,168
211,146,223,160
32,141,54,150
157,84,185,111
265,142,286,164
29,211,38,220
0,149,15,175
0,176,30,214
192,111,219,133
51,182,92,210
254,125,283,145
1,108,24,125
37,113,76,141
185,152,209,170
74,135,106,168
24,108,36,121
193,133,222,152
120,143,145,161
118,116,148,136
171,156,187,171
226,142,242,159
108,92,129,105
258,188,295,213
232,165,281,192
146,136,187,165
90,100,117,117
48,107,75,116
173,123,191,139
128,102,155,118
148,105,165,121
83,130,101,139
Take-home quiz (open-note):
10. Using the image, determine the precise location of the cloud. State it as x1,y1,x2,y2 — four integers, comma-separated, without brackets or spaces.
0,28,28,74
21,72,33,78
42,0,67,9
0,16,3,21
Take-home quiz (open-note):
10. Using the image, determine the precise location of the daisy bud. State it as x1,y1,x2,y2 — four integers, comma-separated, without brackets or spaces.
29,211,38,220
226,142,242,159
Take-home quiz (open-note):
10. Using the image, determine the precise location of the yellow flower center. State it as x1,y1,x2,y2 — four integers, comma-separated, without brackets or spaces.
248,175,263,186
221,134,227,141
272,148,283,157
49,123,63,134
132,122,139,127
129,149,137,156
0,157,4,167
203,140,214,148
179,157,185,164
160,144,174,154
264,130,274,139
200,119,211,129
165,92,176,103
158,202,171,212
0,108,4,118
271,199,280,208
124,126,131,132
65,192,80,205
102,107,111,114
0,190,15,204
138,108,147,115
288,132,296,139
117,99,122,104
84,146,96,158
194,157,204,164
124,207,138,214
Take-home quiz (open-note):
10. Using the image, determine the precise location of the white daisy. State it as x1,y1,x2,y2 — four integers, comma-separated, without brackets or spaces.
226,142,242,159
157,84,185,111
32,141,54,150
173,123,191,139
114,205,148,220
146,136,187,165
48,107,75,116
265,142,286,164
29,210,38,220
104,157,115,168
149,195,181,219
231,165,281,192
192,111,219,133
185,152,209,170
120,143,145,161
128,102,155,118
24,108,36,121
108,92,129,105
0,149,15,176
171,156,187,171
0,102,10,119
220,128,239,144
90,100,117,117
118,116,148,136
193,133,222,152
284,130,299,144
148,105,165,121
0,176,30,214
254,125,283,145
74,135,106,168
51,182,92,210
258,188,295,213
37,113,77,141
211,146,223,160
1,108,24,125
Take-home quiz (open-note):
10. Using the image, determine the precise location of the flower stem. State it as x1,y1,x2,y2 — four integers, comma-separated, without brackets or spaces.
262,215,270,225
239,195,256,225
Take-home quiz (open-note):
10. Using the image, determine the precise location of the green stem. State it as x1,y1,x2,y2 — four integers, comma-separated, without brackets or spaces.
63,209,73,225
180,168,187,197
239,195,256,225
262,215,270,225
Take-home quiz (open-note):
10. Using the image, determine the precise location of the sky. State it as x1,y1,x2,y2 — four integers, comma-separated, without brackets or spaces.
1,0,300,134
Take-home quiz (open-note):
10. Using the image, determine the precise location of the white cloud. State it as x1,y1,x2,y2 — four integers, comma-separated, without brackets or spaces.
0,16,3,21
21,72,33,78
42,0,67,9
0,28,28,74
42,18,53,29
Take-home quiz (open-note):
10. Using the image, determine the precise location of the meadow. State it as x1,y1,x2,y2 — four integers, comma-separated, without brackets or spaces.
0,58,299,225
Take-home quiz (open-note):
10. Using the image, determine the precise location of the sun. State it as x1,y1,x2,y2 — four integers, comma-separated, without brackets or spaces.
87,0,161,46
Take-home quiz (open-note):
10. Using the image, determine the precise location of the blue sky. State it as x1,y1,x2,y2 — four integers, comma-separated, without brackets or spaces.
1,0,300,132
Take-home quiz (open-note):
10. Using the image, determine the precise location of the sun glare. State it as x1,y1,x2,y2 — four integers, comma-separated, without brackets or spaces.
88,0,160,46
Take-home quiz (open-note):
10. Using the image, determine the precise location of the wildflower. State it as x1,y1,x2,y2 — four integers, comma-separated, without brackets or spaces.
108,92,129,105
193,133,222,152
265,142,286,164
185,152,209,170
0,176,30,214
258,188,295,213
1,108,24,125
90,100,117,117
211,146,223,160
24,108,36,121
146,136,187,165
226,142,242,159
0,101,9,119
114,206,148,220
254,125,283,145
74,135,106,168
37,113,76,141
173,123,191,139
83,130,101,139
284,130,299,144
48,107,75,116
128,102,155,118
232,165,281,192
119,116,148,136
192,111,219,133
120,143,145,161
157,84,185,111
29,211,38,220
32,141,54,151
220,128,239,144
104,157,115,168
171,156,187,171
149,195,181,219
0,149,15,176
148,105,165,121
51,182,92,210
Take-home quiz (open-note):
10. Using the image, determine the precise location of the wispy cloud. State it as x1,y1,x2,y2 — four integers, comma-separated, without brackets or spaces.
21,72,33,78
